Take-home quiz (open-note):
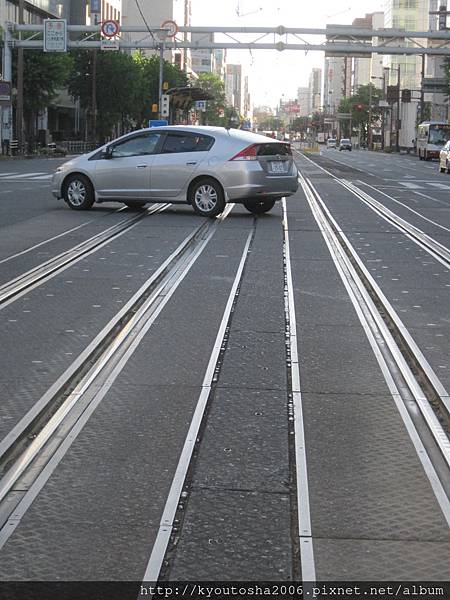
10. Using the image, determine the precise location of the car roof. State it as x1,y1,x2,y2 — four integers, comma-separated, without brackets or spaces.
128,125,287,144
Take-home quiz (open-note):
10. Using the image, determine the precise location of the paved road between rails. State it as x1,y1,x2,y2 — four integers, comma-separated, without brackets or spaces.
0,150,449,590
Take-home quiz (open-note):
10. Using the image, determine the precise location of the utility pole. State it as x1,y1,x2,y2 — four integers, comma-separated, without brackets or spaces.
92,50,97,143
158,42,164,120
16,0,25,153
396,65,400,153
420,53,426,123
368,82,373,150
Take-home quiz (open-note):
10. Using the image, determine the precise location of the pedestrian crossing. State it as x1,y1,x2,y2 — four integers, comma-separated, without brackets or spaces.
0,172,53,181
398,181,450,191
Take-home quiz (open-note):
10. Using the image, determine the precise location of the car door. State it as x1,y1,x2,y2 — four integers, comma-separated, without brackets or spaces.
93,132,163,200
149,132,214,199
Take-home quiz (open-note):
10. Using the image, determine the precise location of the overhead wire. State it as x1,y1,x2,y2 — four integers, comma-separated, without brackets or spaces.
134,0,156,42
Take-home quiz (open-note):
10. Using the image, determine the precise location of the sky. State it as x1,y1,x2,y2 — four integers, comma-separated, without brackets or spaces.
190,0,386,109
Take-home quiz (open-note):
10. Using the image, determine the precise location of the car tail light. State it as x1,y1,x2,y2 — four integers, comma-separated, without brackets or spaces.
229,144,258,161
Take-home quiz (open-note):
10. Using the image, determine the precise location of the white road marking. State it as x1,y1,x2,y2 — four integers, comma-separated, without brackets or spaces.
0,172,47,179
399,182,421,189
428,183,450,190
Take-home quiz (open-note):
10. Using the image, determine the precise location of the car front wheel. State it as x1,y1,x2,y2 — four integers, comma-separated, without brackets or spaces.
189,178,225,218
63,174,94,210
243,198,276,214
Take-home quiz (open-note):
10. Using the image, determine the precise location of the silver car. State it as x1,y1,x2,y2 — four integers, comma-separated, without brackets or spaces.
52,126,299,217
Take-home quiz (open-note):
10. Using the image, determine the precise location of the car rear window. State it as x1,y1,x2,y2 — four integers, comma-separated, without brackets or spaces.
162,133,215,153
256,143,291,156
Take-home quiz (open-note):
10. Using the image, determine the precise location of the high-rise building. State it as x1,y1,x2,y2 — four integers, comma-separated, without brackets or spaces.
297,87,310,117
191,32,215,74
225,64,250,117
121,0,191,71
353,12,384,90
383,0,430,90
309,68,322,113
323,56,352,113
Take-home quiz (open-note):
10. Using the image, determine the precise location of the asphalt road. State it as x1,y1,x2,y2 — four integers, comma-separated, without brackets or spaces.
0,150,449,590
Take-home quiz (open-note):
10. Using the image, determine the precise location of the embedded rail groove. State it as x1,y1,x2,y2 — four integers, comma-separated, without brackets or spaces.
340,179,450,268
0,207,231,547
0,212,222,484
0,204,168,308
298,172,450,480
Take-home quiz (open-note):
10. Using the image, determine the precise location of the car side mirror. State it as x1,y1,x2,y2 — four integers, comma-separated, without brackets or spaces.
103,146,114,159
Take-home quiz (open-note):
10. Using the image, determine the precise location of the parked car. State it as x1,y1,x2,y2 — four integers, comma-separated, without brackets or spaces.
439,140,450,173
326,138,337,149
52,126,299,217
339,138,352,151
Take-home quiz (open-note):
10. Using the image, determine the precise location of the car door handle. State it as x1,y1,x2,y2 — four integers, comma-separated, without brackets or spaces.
186,161,197,166
136,164,148,168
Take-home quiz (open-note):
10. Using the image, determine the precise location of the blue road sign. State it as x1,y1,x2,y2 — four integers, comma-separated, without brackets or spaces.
148,120,169,128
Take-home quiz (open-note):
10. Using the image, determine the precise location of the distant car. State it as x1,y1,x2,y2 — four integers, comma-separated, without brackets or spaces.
339,138,352,151
326,138,336,149
52,126,299,217
439,140,450,173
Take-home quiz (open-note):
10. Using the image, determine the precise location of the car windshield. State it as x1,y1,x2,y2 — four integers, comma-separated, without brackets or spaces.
340,139,350,143
429,127,450,146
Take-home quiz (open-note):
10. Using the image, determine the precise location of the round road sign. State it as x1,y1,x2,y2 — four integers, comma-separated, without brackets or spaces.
101,20,120,38
160,20,178,38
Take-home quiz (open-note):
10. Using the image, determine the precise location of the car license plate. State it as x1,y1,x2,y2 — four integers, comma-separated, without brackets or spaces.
270,161,286,173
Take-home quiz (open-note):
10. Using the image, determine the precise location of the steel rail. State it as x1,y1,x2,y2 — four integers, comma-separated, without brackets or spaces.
339,179,450,269
142,223,255,582
0,208,233,540
0,204,168,309
295,151,450,419
298,172,450,476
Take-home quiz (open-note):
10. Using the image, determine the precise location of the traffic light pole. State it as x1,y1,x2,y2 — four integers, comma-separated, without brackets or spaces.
396,66,401,153
158,42,164,120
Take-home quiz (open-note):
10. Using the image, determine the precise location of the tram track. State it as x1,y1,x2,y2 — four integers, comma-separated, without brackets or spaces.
298,171,450,509
0,206,233,541
0,203,169,309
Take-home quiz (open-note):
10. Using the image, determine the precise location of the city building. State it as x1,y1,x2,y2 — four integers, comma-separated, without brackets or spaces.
323,56,352,113
308,68,322,113
426,0,449,121
213,49,227,82
296,87,310,117
191,31,215,74
353,12,384,90
225,64,242,114
121,0,191,72
383,0,430,91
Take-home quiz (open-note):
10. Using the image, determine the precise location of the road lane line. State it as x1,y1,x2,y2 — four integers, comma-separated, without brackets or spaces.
283,198,316,582
142,227,253,582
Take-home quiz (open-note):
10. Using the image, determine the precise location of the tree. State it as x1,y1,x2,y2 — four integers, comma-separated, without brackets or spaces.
68,50,142,141
337,83,383,140
133,53,187,127
290,117,309,133
197,72,226,125
13,50,73,138
258,117,284,132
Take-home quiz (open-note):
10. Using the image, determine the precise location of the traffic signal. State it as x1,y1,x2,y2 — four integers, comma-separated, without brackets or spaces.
357,104,364,110
161,94,170,117
402,89,411,103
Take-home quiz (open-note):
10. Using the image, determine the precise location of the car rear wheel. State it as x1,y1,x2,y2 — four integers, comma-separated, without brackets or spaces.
63,174,94,210
243,199,276,214
124,201,147,209
189,178,225,218
440,166,446,173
